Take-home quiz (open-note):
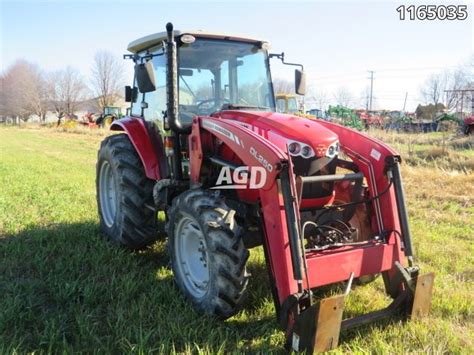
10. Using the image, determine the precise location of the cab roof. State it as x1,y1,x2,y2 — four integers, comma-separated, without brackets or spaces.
127,30,266,53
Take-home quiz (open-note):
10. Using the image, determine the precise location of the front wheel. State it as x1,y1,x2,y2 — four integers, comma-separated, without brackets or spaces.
167,190,249,318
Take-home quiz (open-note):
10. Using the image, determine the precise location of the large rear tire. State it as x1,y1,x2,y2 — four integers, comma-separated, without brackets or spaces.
167,189,249,318
96,133,158,249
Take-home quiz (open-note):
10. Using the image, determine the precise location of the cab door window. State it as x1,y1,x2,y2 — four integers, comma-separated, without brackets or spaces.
130,49,167,122
145,52,167,123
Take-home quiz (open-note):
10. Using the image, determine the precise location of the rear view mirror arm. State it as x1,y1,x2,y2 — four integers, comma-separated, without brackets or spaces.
269,52,304,71
123,53,140,63
123,51,165,63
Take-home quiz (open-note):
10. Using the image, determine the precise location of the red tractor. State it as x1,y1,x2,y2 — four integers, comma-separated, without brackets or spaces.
96,23,434,352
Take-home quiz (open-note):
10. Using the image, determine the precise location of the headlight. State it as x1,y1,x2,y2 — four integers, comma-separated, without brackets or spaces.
288,142,301,155
287,140,314,159
326,141,340,159
301,145,312,158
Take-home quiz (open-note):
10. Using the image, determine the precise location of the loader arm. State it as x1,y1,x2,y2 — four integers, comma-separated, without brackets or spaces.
285,119,434,352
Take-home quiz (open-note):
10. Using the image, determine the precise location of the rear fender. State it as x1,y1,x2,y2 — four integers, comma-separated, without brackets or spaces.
111,117,166,180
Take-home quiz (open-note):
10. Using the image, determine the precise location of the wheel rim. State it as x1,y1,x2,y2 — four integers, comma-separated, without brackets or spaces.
175,215,209,298
99,161,117,227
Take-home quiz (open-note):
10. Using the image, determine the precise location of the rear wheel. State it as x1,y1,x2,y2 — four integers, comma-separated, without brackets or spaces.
167,189,249,318
96,133,159,249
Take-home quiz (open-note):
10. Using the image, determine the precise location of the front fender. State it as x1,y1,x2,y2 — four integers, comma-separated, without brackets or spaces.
111,117,165,180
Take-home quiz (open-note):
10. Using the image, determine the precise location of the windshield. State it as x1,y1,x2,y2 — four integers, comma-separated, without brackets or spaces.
178,39,275,115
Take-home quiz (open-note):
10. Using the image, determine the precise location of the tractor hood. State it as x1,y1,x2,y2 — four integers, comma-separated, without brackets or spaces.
216,110,339,157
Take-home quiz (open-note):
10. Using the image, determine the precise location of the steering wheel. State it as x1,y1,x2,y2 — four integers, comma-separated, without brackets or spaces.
196,98,230,115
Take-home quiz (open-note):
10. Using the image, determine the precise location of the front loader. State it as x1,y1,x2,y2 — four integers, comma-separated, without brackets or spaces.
96,23,434,352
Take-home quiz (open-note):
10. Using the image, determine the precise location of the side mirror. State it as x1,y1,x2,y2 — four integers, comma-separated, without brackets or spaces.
125,86,138,102
135,61,156,93
295,69,306,96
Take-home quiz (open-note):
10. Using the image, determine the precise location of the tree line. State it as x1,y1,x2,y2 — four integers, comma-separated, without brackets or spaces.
0,51,125,124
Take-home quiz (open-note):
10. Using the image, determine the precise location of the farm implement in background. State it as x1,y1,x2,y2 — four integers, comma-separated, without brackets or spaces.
327,105,364,130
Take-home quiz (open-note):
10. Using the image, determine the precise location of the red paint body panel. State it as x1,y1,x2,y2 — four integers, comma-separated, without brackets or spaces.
304,242,395,288
260,183,300,299
216,110,339,153
111,117,161,180
196,116,287,190
189,118,203,184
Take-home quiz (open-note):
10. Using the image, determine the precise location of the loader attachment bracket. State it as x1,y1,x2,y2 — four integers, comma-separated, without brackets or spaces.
289,294,345,353
411,272,435,319
286,265,434,352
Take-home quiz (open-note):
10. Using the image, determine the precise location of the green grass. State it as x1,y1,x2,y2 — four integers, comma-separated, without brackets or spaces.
0,126,473,353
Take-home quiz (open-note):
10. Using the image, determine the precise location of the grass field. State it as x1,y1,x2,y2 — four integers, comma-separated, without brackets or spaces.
0,126,473,353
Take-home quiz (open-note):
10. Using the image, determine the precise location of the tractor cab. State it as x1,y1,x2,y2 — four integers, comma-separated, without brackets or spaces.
125,28,305,135
126,31,275,126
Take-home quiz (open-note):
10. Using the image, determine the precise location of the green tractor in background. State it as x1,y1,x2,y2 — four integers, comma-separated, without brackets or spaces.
95,107,122,128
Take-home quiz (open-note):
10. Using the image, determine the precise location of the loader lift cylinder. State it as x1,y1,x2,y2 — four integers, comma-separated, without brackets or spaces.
280,166,304,291
388,157,414,266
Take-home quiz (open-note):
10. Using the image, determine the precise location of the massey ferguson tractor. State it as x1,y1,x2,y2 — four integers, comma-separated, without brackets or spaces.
96,23,434,352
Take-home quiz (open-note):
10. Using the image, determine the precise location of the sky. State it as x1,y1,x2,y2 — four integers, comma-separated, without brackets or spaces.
1,0,473,111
